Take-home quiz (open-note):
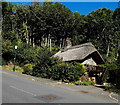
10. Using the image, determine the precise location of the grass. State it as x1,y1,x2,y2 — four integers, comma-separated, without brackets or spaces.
74,80,95,86
2,65,23,73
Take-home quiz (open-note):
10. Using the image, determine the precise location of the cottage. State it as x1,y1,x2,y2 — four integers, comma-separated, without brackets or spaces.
54,42,105,66
54,42,105,83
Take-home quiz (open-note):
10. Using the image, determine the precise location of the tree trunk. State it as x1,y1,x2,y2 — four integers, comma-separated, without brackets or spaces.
50,38,51,51
106,44,109,57
45,37,47,46
26,21,29,45
33,37,35,47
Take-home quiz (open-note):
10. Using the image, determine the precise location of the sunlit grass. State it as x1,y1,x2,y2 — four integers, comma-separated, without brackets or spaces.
2,65,23,73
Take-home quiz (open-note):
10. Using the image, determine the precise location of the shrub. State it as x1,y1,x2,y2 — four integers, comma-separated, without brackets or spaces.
15,67,24,73
29,47,86,82
80,75,89,82
99,63,120,88
32,48,61,78
51,63,66,80
2,58,7,65
16,45,40,66
51,62,86,82
22,64,34,75
2,40,14,63
73,62,86,75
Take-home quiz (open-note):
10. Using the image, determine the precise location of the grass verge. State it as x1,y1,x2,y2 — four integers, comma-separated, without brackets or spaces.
2,65,23,73
74,80,95,86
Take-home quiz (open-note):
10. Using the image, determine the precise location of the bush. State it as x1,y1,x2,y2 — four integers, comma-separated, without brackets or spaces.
80,75,89,82
32,48,61,78
22,64,34,75
2,58,7,65
15,67,24,73
33,58,86,82
99,63,120,88
22,47,86,82
16,45,40,66
51,62,86,82
2,40,14,63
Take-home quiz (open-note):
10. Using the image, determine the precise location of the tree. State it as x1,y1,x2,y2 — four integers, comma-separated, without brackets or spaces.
71,12,87,45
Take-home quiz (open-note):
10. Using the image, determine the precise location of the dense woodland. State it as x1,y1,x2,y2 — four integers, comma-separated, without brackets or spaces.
1,2,120,87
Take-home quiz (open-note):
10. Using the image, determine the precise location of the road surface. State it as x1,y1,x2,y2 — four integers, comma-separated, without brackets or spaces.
1,69,118,104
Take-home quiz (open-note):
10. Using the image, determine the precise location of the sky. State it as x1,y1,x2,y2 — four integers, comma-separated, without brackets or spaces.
7,1,120,15
61,2,119,15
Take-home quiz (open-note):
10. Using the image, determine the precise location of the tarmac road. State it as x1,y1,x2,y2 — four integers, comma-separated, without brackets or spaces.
1,69,118,104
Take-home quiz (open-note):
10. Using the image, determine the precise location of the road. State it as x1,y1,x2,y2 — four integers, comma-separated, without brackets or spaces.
1,69,118,104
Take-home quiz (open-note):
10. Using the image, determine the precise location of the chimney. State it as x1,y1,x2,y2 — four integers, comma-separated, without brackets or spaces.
65,38,72,48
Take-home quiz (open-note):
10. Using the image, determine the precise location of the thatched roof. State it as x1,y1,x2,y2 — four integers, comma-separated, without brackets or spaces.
54,42,105,65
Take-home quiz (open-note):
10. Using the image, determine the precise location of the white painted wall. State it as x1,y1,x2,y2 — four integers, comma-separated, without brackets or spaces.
82,58,97,66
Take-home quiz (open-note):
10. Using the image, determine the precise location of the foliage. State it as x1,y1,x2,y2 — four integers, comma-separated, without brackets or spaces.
2,2,120,65
50,62,86,82
80,75,89,82
116,48,120,67
99,63,119,70
2,40,14,63
22,64,34,75
99,63,120,88
2,2,120,85
2,65,23,73
2,65,13,71
105,85,120,94
74,80,95,86
15,67,24,73
2,38,41,66
2,58,8,65
33,58,86,82
32,48,59,78
74,62,86,76
16,45,39,66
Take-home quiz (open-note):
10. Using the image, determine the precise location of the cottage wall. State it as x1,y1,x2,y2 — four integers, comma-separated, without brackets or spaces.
82,58,97,66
